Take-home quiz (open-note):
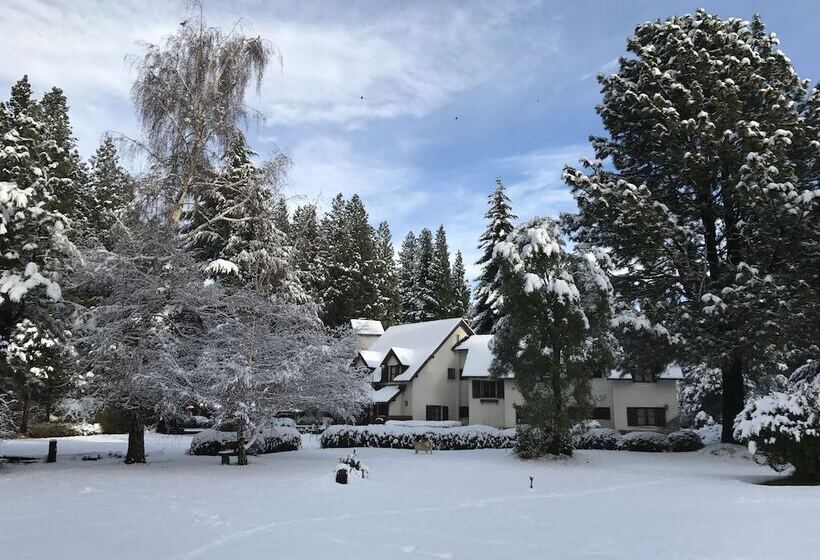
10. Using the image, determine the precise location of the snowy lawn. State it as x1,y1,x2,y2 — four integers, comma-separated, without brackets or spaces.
1,433,819,560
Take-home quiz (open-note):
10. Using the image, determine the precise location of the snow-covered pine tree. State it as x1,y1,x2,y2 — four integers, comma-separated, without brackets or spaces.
291,203,320,297
84,135,134,248
429,225,454,319
316,194,379,325
0,77,70,339
372,221,402,326
563,10,819,443
181,135,304,299
451,250,471,318
473,178,516,334
491,217,617,457
272,195,291,239
40,87,86,226
398,231,417,323
409,228,436,322
4,318,65,432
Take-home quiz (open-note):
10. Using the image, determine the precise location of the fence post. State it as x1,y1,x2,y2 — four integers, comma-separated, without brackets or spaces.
46,440,57,463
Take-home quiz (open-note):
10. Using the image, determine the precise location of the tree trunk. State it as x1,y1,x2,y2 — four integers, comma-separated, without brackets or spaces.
19,388,31,435
124,413,146,464
721,355,745,443
236,417,248,466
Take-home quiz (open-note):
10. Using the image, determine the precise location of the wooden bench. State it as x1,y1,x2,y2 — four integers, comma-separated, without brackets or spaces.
217,441,240,465
414,438,433,454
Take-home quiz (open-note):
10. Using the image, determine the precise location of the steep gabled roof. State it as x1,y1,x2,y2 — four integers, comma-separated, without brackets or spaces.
363,318,471,382
454,334,511,378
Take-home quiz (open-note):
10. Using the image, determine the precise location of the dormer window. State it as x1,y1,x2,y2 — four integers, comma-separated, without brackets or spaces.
388,364,400,381
633,372,654,383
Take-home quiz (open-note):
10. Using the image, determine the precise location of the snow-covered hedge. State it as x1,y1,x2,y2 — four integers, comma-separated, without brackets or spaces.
384,420,462,428
575,428,622,450
668,430,704,452
320,424,515,450
616,431,670,452
24,422,102,438
734,360,820,482
188,426,301,456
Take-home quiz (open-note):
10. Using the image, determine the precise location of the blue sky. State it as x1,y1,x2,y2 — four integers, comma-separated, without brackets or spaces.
1,0,817,279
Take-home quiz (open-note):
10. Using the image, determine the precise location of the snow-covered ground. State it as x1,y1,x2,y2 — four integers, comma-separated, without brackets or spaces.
1,433,818,560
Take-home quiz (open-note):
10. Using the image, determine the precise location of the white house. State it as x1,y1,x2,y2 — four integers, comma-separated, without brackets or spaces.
354,318,682,431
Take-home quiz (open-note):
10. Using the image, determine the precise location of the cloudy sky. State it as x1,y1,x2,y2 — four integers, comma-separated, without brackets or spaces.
1,0,817,279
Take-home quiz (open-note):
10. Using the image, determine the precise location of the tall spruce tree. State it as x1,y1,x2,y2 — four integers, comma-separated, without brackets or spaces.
84,135,134,247
491,218,617,457
315,194,379,325
0,77,69,334
409,228,436,322
372,221,402,326
473,178,516,334
272,196,291,239
291,203,320,297
563,10,819,442
398,231,417,323
429,225,454,319
451,250,471,318
40,87,86,225
1,77,76,432
181,135,304,299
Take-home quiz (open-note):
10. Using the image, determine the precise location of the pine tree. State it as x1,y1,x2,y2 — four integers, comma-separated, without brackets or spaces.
563,10,819,443
409,228,436,322
315,194,379,326
372,221,402,326
473,178,516,334
181,135,304,299
84,135,134,247
0,77,67,336
272,196,291,239
491,218,617,457
398,231,417,323
291,203,320,297
40,87,86,224
451,250,471,318
429,225,454,319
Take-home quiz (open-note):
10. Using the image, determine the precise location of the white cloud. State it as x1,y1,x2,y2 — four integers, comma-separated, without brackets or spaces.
285,135,430,223
0,0,559,142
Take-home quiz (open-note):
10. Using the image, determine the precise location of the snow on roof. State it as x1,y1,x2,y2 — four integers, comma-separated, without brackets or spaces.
373,385,403,404
364,318,466,382
350,319,384,336
453,335,493,378
390,347,416,365
358,350,382,368
608,362,685,380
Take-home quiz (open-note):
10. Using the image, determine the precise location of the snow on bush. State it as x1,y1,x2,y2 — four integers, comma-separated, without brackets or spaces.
696,423,723,446
575,428,622,450
668,430,704,452
616,431,670,452
320,424,516,450
337,450,368,479
384,420,462,428
189,426,301,456
734,360,820,481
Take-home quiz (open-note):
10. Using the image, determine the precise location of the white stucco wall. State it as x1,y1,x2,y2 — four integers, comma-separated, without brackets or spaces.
610,380,679,431
406,325,471,421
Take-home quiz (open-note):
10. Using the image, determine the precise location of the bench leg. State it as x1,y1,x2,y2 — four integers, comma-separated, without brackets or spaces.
221,454,230,466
